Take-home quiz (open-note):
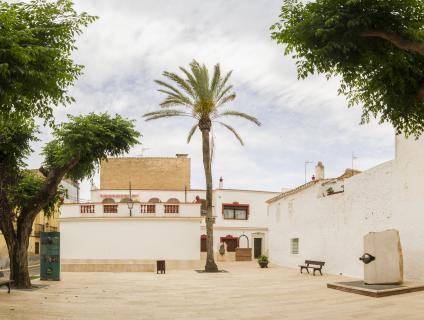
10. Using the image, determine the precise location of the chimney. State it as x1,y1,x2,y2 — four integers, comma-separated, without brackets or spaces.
315,161,325,180
176,154,188,158
219,177,224,189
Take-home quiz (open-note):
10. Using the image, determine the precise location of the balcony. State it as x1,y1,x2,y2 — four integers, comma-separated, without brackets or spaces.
33,224,44,237
60,202,201,219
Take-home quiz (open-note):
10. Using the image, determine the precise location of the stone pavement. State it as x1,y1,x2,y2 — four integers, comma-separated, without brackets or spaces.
0,261,423,320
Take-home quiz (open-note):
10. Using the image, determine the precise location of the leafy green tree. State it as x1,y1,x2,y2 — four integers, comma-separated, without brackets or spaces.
143,60,261,272
0,113,140,288
271,0,424,136
0,0,96,124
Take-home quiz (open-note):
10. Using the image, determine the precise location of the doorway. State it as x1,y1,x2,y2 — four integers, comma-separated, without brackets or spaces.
254,238,262,258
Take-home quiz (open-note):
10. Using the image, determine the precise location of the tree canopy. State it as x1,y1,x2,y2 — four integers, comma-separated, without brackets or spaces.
0,112,140,288
0,0,96,124
271,0,424,136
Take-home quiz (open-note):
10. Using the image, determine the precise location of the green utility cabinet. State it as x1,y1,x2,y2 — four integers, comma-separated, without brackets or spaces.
40,232,60,281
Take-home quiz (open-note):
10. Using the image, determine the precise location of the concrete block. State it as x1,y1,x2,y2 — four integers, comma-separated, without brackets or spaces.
363,229,403,284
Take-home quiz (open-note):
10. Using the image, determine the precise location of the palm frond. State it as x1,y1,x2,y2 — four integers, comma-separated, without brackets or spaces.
179,66,199,98
157,89,193,106
217,93,236,108
162,72,196,100
217,121,244,145
214,70,233,100
187,124,198,143
216,85,234,103
160,97,193,109
210,63,221,96
154,80,187,98
216,110,261,126
190,60,211,101
143,110,190,121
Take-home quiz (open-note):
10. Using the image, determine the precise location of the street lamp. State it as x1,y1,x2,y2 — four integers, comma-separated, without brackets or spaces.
127,181,134,217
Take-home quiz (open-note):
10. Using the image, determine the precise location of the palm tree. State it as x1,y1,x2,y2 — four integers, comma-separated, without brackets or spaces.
143,60,261,272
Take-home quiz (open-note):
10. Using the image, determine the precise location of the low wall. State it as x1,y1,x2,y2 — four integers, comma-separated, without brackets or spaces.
60,217,201,270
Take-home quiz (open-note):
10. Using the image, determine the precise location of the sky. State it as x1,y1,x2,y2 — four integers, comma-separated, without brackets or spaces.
27,0,395,200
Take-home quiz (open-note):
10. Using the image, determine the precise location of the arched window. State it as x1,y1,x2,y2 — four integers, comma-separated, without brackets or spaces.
220,235,238,252
166,198,180,203
102,198,115,203
120,198,131,203
148,197,161,203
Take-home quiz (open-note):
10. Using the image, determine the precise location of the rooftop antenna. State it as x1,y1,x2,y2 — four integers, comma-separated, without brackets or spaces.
136,147,151,157
352,152,358,170
304,160,313,183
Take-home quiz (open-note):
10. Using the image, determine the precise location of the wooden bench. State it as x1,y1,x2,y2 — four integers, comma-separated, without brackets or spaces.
299,260,325,276
0,272,12,293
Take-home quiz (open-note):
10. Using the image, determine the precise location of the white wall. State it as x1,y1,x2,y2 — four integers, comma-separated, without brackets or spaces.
60,218,200,261
62,185,278,261
268,135,424,280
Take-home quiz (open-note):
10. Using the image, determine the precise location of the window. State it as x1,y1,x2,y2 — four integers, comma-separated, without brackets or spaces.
291,238,299,254
222,204,249,220
288,200,294,215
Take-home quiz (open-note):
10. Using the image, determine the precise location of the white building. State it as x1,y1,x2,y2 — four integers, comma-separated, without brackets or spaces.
59,156,279,271
267,135,424,281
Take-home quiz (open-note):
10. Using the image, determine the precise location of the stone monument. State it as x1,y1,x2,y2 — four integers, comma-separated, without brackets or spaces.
360,229,403,285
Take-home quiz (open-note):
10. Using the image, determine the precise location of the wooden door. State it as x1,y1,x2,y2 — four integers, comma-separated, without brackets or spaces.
254,238,262,258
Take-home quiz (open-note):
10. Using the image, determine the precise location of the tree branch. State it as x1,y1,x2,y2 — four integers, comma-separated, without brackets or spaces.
19,154,80,225
360,31,424,56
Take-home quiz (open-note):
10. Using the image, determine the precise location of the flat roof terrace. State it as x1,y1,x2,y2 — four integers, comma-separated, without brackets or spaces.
1,262,423,319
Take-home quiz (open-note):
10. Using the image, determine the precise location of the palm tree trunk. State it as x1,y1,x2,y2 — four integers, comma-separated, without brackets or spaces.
200,124,218,272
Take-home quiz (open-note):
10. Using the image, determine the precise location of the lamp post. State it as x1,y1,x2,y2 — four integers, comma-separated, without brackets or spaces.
127,181,134,217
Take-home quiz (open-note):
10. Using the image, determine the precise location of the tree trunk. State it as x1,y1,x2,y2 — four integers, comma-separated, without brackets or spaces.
200,120,218,272
9,239,31,288
1,215,33,288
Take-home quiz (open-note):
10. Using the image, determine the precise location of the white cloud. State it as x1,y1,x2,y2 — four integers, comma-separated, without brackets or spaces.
27,0,395,199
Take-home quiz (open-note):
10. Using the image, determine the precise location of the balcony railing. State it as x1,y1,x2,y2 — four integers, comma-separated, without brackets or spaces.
141,204,156,214
103,204,118,214
164,204,179,214
45,226,58,232
62,202,200,218
80,204,95,214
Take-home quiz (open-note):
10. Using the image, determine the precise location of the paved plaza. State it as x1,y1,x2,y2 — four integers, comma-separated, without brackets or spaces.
0,262,423,320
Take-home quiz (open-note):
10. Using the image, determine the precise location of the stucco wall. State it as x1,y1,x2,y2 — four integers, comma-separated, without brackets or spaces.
268,135,424,280
60,218,200,261
100,156,191,190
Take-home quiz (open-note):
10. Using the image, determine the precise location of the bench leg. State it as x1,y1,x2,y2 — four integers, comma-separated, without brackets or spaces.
8,284,10,294
319,269,322,276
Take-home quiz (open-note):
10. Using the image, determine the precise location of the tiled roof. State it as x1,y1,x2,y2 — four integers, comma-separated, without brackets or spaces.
266,169,361,204
266,179,327,204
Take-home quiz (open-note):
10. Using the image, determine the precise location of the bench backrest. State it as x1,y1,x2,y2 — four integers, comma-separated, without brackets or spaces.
305,260,325,266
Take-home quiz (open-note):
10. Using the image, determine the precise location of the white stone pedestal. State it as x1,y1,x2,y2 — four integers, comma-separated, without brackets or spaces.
363,229,403,285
